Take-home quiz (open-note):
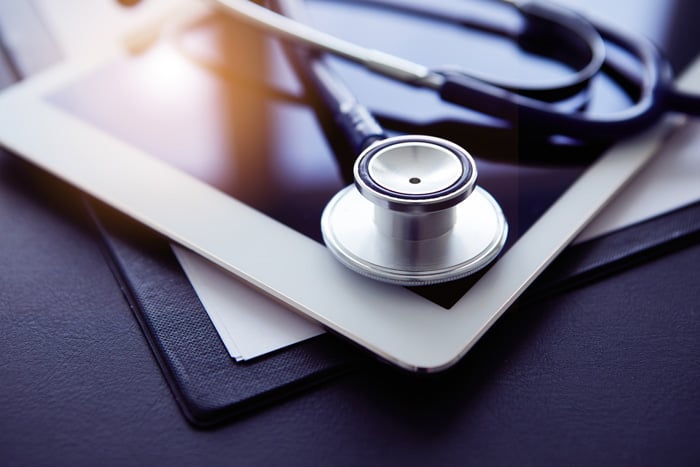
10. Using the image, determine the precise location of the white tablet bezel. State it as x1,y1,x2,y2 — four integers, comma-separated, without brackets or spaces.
0,52,687,372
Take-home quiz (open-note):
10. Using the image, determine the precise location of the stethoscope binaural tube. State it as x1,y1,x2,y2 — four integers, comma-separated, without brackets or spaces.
322,0,607,103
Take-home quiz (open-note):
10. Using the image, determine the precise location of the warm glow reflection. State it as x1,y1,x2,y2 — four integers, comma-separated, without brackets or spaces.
136,45,198,99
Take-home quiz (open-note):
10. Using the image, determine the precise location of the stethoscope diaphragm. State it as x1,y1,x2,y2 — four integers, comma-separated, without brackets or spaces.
321,135,508,286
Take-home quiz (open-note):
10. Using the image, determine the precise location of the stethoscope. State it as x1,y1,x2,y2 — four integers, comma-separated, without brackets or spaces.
209,0,700,286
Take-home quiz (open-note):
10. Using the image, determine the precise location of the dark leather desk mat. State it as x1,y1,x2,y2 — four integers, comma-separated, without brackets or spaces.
1,3,699,463
2,152,699,465
1,0,697,429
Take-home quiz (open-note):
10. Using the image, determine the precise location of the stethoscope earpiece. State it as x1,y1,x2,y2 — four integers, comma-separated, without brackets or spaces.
321,136,508,285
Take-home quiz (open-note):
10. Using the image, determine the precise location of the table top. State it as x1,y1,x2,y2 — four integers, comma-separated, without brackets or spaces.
1,1,699,465
2,163,699,465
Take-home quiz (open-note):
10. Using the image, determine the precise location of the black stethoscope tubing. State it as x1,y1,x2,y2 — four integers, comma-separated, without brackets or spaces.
217,0,700,149
332,0,698,141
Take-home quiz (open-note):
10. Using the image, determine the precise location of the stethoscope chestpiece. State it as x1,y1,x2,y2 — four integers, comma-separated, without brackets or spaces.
321,135,508,286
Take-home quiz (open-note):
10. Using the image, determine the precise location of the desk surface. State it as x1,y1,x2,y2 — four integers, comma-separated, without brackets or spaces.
2,152,699,465
1,1,700,465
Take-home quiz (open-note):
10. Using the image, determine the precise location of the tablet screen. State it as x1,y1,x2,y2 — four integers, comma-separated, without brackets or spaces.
45,1,691,307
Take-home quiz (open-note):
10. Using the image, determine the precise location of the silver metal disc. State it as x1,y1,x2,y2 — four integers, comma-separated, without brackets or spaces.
367,141,463,195
321,185,508,286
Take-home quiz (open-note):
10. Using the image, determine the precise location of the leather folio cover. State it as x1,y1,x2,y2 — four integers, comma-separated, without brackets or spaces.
88,185,700,426
88,203,358,426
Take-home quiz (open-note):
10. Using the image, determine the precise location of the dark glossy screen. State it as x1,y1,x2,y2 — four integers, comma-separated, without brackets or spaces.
48,0,700,307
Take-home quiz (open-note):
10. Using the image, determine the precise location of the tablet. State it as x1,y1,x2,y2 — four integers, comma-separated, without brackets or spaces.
0,3,688,371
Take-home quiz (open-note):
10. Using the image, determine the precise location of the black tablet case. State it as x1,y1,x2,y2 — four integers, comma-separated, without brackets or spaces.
87,203,360,426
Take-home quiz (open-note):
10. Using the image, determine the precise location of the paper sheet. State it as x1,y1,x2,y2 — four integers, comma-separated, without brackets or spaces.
172,245,324,360
578,125,700,242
